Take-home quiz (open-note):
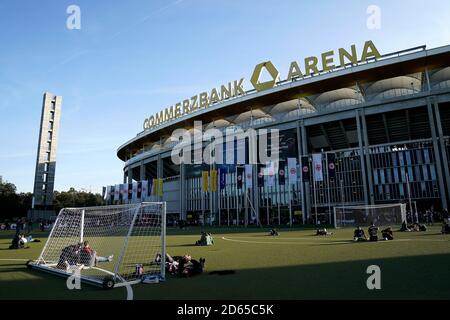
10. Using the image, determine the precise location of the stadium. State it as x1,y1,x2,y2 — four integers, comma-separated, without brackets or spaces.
115,41,450,227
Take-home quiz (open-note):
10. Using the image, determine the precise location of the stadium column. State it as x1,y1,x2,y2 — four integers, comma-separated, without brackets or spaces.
433,100,450,207
300,120,310,223
360,109,375,205
356,109,369,205
427,97,449,209
127,167,132,184
140,161,145,181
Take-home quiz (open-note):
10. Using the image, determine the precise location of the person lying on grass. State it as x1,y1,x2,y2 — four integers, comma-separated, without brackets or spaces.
353,226,367,241
154,253,205,277
269,228,279,236
316,228,333,236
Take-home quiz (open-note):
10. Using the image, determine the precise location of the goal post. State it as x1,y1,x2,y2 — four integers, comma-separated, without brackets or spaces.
27,202,166,289
333,203,406,228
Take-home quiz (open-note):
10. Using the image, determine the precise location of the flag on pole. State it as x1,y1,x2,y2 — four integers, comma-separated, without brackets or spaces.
257,166,265,187
152,179,158,196
114,185,120,202
245,164,253,189
105,186,111,201
219,167,226,190
278,161,286,185
301,156,310,182
120,184,127,203
141,180,148,200
236,166,244,189
313,153,323,182
266,162,275,187
288,158,297,185
202,171,209,192
132,182,138,201
327,153,336,179
158,178,163,197
127,183,132,200
147,179,153,197
210,169,217,192
137,181,142,199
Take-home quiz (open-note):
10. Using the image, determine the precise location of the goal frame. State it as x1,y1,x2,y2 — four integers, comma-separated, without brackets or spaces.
27,202,166,289
333,203,406,229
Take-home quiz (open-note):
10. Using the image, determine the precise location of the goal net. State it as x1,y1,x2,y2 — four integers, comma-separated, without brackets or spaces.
333,203,406,228
27,202,166,289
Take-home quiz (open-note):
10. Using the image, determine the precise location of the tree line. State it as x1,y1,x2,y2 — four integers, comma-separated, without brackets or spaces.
0,181,103,220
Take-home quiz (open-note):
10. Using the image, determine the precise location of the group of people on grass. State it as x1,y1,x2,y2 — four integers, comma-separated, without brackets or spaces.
154,253,206,277
353,225,394,241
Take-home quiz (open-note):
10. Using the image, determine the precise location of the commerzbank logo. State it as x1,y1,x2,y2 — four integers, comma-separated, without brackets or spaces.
250,61,280,92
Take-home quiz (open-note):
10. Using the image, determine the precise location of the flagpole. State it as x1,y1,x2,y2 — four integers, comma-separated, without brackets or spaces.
312,156,318,225
326,153,332,225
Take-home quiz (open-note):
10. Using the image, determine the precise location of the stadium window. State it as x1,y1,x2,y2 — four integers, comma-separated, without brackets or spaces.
47,131,52,140
48,121,53,130
44,163,49,172
50,111,55,120
46,152,51,161
42,173,47,182
47,142,51,151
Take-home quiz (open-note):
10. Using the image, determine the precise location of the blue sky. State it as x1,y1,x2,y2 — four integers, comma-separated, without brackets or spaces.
1,0,449,193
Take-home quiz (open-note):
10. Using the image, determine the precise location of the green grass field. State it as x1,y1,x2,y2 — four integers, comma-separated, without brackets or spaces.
1,226,449,300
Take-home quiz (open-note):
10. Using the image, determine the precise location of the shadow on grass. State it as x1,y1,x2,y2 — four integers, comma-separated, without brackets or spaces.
2,252,450,300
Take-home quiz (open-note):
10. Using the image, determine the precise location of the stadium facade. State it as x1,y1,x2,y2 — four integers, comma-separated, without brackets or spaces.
115,41,450,226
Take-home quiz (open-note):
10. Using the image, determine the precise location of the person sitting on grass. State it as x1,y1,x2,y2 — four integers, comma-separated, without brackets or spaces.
316,228,333,236
441,221,450,234
353,226,367,241
195,232,214,246
269,228,279,236
79,241,113,267
381,227,394,240
368,223,379,241
9,234,26,249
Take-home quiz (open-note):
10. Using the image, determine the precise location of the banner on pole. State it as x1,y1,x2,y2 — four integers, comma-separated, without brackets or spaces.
236,166,244,189
211,169,217,192
266,162,275,187
327,153,336,179
141,180,148,200
245,164,253,189
219,167,226,190
257,166,265,187
278,161,286,185
202,171,209,192
312,153,323,182
301,156,310,182
287,158,297,185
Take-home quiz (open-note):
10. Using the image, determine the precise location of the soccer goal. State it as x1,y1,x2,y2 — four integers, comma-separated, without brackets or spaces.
27,202,166,289
333,203,406,228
